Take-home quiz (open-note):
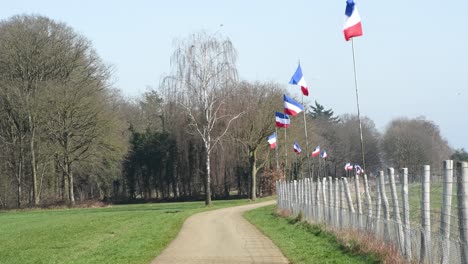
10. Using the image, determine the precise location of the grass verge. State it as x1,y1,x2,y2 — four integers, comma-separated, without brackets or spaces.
244,205,384,264
0,197,271,264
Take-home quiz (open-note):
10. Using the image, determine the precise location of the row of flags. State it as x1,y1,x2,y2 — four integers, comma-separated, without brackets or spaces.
345,163,365,174
266,0,364,174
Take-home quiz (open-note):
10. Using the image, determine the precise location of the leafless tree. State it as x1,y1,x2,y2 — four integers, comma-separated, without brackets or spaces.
382,117,452,178
230,81,283,200
164,32,243,205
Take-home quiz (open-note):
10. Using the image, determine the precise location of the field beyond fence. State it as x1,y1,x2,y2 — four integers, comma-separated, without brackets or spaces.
277,160,468,264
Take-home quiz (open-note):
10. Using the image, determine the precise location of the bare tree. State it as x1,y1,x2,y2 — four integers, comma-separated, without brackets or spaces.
382,117,452,178
165,32,243,205
230,81,283,200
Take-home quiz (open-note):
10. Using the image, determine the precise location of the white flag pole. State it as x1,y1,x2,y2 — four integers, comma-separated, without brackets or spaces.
275,128,280,171
351,38,366,172
284,127,288,180
302,94,312,181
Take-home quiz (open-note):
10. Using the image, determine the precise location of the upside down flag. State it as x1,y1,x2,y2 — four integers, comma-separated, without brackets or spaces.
289,64,309,96
284,95,304,116
355,164,364,175
293,142,301,154
275,112,290,128
320,150,328,159
267,133,277,149
343,0,363,41
345,162,354,171
311,146,320,157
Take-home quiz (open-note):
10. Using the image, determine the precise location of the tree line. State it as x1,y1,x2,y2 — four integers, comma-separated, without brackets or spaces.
0,15,464,208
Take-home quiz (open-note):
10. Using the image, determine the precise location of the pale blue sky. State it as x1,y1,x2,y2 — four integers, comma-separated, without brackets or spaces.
1,0,467,150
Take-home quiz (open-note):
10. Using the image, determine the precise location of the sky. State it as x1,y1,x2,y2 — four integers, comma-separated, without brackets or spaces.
1,0,467,150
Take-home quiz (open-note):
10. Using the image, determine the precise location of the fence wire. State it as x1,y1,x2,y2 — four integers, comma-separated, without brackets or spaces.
276,161,468,264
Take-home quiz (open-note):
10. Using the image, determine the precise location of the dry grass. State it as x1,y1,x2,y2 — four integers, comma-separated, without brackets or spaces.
277,208,409,263
333,228,408,264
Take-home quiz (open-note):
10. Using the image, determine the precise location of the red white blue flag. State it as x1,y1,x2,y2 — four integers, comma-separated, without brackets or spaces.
320,150,328,159
311,146,320,157
293,142,301,154
355,164,364,175
275,112,290,128
345,162,354,171
284,95,304,116
289,64,309,96
343,0,363,41
267,133,277,149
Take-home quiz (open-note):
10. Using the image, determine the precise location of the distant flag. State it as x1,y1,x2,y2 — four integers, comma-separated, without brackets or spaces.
267,133,277,149
289,64,309,96
355,164,364,175
275,112,290,128
293,142,301,154
320,150,328,159
343,0,363,41
345,162,354,171
311,146,321,157
283,95,304,116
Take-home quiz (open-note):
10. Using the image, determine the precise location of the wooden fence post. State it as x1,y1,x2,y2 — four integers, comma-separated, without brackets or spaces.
316,177,322,220
334,177,339,228
363,174,372,230
375,178,381,220
310,178,315,218
354,173,363,229
440,160,453,264
388,167,404,254
379,171,390,240
322,177,327,223
420,165,431,263
339,177,344,227
401,168,411,259
457,161,468,264
343,178,355,213
328,176,333,225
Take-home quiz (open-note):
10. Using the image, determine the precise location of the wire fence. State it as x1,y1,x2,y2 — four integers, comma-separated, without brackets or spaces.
276,160,468,264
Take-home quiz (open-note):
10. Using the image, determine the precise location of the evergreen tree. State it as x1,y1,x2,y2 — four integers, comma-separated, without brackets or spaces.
309,101,340,123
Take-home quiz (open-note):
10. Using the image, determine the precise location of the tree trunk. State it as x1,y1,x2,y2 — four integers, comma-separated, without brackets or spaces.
65,161,75,205
249,147,257,201
205,152,212,206
30,123,39,206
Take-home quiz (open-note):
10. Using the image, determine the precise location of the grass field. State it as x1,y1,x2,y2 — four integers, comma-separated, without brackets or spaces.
0,198,270,264
244,205,379,264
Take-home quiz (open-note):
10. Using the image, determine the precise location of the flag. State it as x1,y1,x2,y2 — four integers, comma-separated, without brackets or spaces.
311,146,320,157
355,164,364,175
284,95,304,116
293,141,301,154
320,150,328,159
289,64,309,96
275,112,290,128
345,162,354,171
343,0,363,41
267,133,277,149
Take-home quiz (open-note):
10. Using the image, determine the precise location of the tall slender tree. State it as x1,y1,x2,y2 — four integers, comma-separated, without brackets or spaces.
164,32,243,205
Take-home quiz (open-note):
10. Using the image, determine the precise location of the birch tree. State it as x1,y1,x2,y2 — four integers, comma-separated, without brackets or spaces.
165,32,243,205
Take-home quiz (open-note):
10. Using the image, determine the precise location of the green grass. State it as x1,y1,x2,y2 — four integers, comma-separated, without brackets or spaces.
244,205,379,264
0,198,271,264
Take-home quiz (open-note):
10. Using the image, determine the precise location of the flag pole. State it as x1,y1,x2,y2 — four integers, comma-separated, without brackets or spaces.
351,38,366,172
302,95,312,181
284,127,288,181
275,128,280,171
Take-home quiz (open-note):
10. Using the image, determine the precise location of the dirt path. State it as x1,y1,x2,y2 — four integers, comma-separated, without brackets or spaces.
152,200,289,264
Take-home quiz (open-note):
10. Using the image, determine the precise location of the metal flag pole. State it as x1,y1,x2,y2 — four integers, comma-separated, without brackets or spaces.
284,127,288,180
351,38,366,172
275,128,280,171
302,95,312,181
